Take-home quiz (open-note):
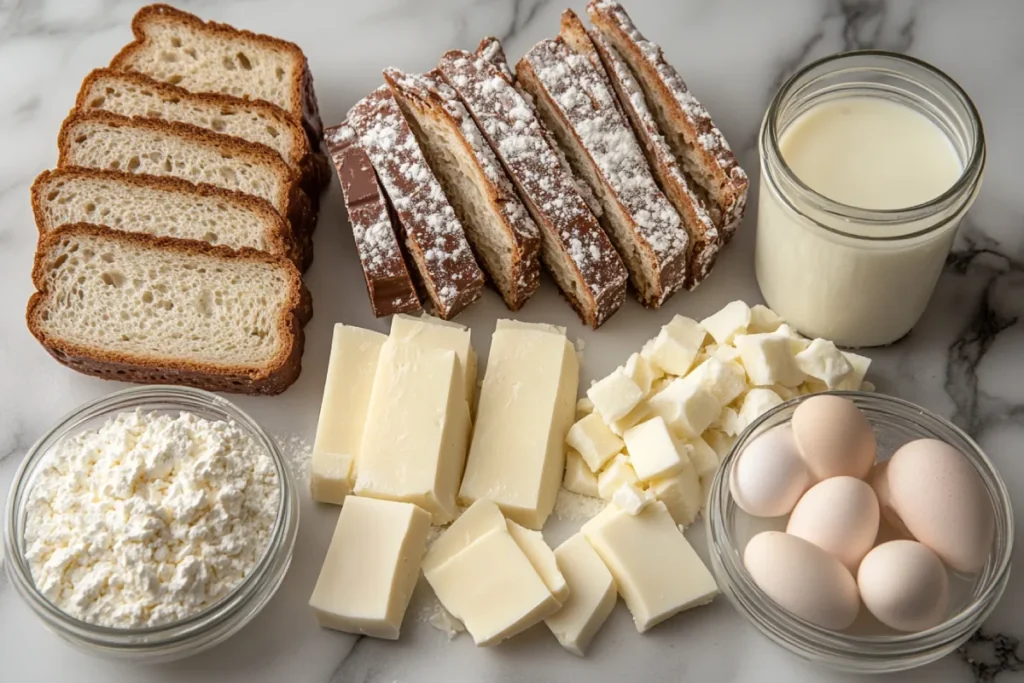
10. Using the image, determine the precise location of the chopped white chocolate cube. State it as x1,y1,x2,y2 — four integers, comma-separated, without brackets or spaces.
836,351,872,390
587,369,645,422
738,388,785,431
701,301,751,345
545,535,617,657
795,338,854,389
648,375,722,438
575,396,595,418
309,497,431,639
861,380,876,392
685,357,748,405
748,304,784,333
607,401,653,436
735,332,805,387
597,454,639,500
506,520,569,602
356,340,471,524
390,313,477,406
623,416,685,481
611,481,656,515
422,498,507,574
563,450,599,498
711,344,742,364
624,352,661,395
774,324,812,353
582,501,718,632
704,429,737,461
566,413,624,472
647,456,702,527
459,322,578,528
311,325,387,505
644,316,706,376
686,437,720,479
712,406,742,436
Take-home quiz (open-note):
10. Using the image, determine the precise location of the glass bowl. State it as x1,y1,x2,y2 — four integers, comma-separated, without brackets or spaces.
3,386,299,663
706,391,1013,673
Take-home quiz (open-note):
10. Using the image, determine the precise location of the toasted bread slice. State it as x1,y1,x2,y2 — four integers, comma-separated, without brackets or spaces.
587,1,748,239
324,123,421,317
439,49,627,328
32,167,297,265
77,68,329,198
561,11,719,288
346,86,484,320
385,68,541,311
27,224,310,395
57,110,314,268
516,38,689,307
110,4,323,148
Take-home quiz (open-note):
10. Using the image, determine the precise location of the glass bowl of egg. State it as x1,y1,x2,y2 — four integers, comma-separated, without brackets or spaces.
706,391,1012,673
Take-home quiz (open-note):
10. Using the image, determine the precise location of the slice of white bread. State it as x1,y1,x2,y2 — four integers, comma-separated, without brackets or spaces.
561,10,719,289
27,224,310,395
76,68,329,197
587,1,748,240
110,3,323,148
57,110,314,268
438,49,627,328
32,167,297,265
346,86,484,320
385,68,541,312
516,38,689,307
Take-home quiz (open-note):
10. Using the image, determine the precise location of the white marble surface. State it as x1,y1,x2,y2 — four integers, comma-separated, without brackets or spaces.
1,0,1022,681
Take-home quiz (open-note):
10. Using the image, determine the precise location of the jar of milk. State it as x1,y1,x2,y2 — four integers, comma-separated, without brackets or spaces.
755,51,985,348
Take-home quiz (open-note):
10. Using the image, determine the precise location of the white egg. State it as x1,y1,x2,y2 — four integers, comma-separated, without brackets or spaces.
787,476,879,571
792,394,876,480
730,424,811,517
744,531,860,630
858,540,949,632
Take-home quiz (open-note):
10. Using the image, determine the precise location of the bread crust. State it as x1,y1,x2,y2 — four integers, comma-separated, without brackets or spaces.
111,3,324,149
27,223,310,396
31,167,298,265
56,109,315,269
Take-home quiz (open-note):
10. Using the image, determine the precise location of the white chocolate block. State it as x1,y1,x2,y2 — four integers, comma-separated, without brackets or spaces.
459,322,579,528
587,369,644,422
748,304,784,333
309,497,431,639
597,454,639,500
355,340,471,524
795,338,853,388
685,357,748,405
647,375,722,438
644,316,705,376
424,526,560,646
623,417,685,482
311,325,387,505
648,455,702,527
624,352,660,396
735,332,805,387
837,351,872,390
582,501,718,632
390,313,477,406
738,388,785,431
422,498,506,575
701,301,751,345
566,413,624,472
686,437,720,479
545,534,617,656
611,481,656,515
563,450,600,498
506,520,569,602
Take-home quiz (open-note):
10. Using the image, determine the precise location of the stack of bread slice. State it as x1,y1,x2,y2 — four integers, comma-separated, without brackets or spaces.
27,4,326,395
330,0,747,326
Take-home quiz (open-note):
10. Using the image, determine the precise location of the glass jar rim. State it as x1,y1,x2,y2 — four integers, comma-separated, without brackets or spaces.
762,50,986,241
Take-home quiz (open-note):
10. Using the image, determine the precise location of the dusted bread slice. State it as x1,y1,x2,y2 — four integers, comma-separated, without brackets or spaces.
27,224,309,395
32,167,296,264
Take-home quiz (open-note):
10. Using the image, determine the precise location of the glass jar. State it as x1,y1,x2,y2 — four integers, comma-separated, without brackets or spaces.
3,386,300,663
755,51,985,348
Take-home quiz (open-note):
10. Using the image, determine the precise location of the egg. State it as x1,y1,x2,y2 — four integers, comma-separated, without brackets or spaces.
792,395,876,480
886,439,994,573
730,424,812,517
858,540,949,632
786,476,879,571
744,531,860,630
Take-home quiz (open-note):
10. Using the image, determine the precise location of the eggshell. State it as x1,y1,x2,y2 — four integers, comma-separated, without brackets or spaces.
730,424,812,517
868,460,913,539
887,439,994,573
858,540,949,632
787,476,879,571
792,395,876,480
744,531,860,630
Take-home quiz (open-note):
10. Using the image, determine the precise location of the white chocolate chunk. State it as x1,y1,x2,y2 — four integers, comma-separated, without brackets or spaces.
685,357,748,405
582,501,718,632
545,534,617,656
738,388,785,431
311,325,387,504
648,456,702,527
623,416,685,481
644,316,706,376
748,304,784,333
611,481,656,515
624,352,661,396
597,454,639,500
566,413,624,472
795,338,854,389
309,497,431,639
587,369,645,422
711,344,742,364
704,429,737,461
607,401,653,436
711,406,742,437
563,450,599,498
575,396,595,418
390,313,477,407
506,520,570,602
771,383,800,400
648,375,722,438
836,351,872,390
701,301,751,345
734,332,805,387
686,437,720,479
459,322,578,528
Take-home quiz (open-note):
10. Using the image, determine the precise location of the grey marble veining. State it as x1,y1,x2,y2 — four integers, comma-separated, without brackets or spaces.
0,0,1021,681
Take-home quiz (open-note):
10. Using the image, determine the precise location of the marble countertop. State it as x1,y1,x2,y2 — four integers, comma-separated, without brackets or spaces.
1,0,1022,681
